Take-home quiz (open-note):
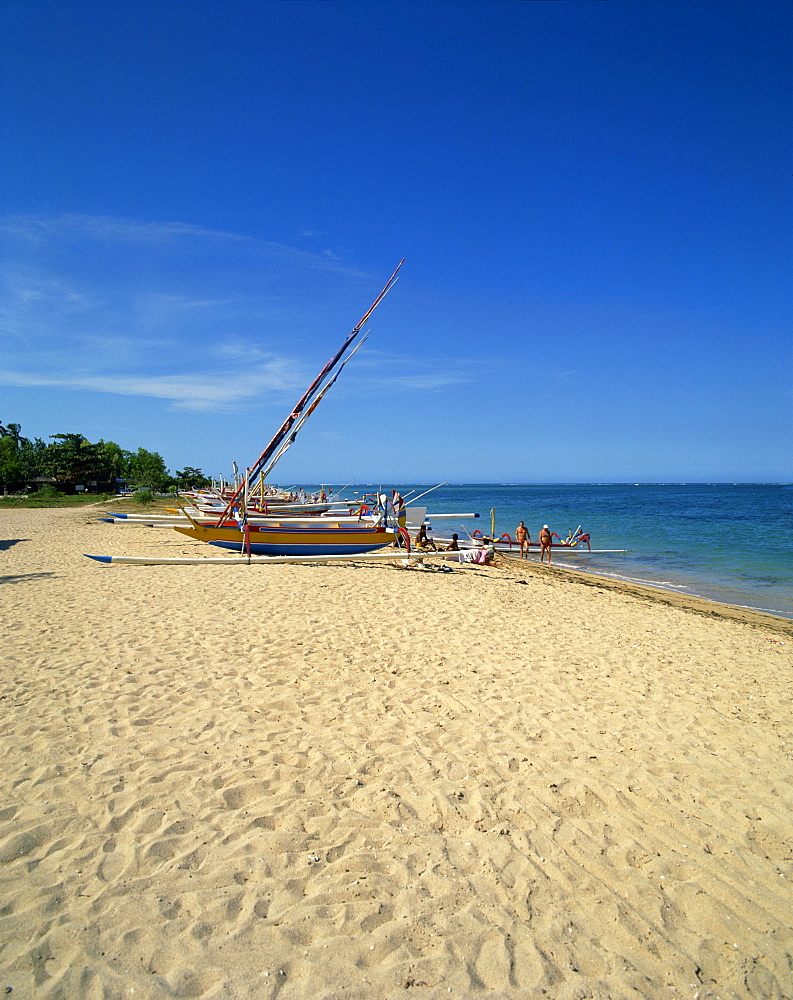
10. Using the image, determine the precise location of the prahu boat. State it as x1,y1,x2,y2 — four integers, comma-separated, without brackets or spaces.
173,492,406,556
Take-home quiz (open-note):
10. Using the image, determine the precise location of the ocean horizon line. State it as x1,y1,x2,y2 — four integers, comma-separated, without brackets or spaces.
301,481,793,488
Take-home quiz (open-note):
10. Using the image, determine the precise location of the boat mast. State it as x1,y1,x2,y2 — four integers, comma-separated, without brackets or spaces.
214,260,404,526
255,336,368,485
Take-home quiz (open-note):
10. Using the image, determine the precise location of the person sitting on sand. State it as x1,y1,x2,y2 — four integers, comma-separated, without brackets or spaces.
476,542,495,565
516,521,530,559
445,533,460,551
414,524,437,550
539,524,553,564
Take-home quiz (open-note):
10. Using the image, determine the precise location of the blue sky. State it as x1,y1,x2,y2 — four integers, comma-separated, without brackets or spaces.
2,0,790,484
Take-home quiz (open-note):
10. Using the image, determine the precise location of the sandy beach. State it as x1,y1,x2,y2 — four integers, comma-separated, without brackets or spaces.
1,505,791,1000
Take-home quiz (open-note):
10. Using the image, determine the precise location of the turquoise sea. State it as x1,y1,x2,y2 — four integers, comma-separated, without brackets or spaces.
321,483,793,620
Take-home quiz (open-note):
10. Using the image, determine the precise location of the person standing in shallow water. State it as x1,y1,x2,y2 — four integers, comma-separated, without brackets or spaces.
516,521,530,559
539,524,553,564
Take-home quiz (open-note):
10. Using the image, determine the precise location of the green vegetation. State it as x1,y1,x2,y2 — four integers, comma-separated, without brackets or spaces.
131,488,157,505
5,490,115,509
0,420,214,500
29,485,63,501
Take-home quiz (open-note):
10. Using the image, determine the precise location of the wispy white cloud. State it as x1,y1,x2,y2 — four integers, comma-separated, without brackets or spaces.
380,372,470,391
0,361,307,412
552,368,583,384
2,213,372,277
349,347,476,393
0,346,471,407
0,213,471,413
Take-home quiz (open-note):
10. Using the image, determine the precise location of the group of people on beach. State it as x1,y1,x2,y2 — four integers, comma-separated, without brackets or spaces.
516,521,554,563
412,526,495,565
413,522,552,564
413,524,460,552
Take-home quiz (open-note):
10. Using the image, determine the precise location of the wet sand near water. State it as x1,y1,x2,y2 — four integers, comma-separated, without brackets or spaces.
1,505,791,999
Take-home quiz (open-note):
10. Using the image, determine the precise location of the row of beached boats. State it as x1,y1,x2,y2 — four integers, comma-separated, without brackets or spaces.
85,261,622,567
89,481,623,565
101,489,410,559
91,480,489,563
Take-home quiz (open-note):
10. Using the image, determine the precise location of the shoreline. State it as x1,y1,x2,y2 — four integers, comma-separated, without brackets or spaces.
426,481,793,624
1,506,791,999
497,552,793,637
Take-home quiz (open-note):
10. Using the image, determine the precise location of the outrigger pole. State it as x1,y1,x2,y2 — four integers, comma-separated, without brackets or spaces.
214,259,405,527
407,481,448,506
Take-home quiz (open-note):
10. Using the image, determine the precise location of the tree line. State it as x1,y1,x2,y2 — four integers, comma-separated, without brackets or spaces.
0,422,213,494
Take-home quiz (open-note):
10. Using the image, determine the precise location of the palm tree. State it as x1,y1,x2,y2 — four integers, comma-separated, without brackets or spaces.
0,422,26,446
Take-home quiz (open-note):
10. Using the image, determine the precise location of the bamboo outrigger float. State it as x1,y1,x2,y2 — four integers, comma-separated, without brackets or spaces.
84,549,456,567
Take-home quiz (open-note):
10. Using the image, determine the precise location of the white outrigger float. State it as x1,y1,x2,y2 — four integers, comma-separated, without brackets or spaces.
84,549,456,567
